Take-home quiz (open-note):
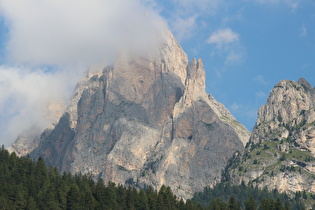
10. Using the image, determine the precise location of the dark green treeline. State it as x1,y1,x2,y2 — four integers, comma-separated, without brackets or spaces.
0,146,306,209
192,181,305,210
0,146,199,209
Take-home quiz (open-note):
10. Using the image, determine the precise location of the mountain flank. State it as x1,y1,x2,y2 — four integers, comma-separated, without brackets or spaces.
226,78,315,196
8,30,250,199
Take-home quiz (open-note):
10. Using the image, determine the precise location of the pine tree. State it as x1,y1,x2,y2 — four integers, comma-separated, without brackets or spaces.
137,189,149,210
117,184,127,209
177,198,185,210
284,201,290,210
0,195,10,209
146,186,157,210
105,181,118,208
245,195,257,210
209,198,228,210
275,198,284,210
26,196,37,210
57,179,70,209
261,198,274,210
66,184,81,210
43,188,61,210
34,157,49,194
94,178,107,208
229,196,241,210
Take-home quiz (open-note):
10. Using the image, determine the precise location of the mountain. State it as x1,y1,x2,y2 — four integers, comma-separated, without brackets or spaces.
8,30,250,199
226,78,315,194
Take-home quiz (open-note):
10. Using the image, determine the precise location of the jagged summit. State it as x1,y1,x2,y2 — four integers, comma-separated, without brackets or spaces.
9,30,250,199
298,77,312,89
252,78,315,145
226,78,315,195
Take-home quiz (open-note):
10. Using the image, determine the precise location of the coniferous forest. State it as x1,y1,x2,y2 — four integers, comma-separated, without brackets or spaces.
0,146,307,209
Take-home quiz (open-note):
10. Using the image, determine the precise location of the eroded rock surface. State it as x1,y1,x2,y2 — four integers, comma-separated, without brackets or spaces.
227,78,315,195
10,31,250,199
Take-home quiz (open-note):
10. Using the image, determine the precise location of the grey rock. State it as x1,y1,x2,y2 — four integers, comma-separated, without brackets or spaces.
228,78,315,195
298,77,312,90
10,30,250,199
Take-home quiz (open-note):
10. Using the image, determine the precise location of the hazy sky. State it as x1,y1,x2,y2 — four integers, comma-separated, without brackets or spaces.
0,0,315,146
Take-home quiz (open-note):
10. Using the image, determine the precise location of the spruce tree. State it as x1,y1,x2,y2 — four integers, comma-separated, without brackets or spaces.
229,196,241,210
245,195,257,210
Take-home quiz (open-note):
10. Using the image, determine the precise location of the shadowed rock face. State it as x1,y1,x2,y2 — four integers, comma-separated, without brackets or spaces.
10,30,249,199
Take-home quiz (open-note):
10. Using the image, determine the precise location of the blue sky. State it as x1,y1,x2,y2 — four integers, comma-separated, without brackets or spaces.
155,0,315,130
0,0,314,145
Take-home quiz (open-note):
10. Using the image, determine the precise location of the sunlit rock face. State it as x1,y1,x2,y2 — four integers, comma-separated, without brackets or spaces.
227,78,315,195
10,30,249,199
251,78,315,152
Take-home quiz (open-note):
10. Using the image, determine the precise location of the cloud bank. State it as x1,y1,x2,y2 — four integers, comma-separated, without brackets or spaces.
0,0,165,66
0,0,165,146
0,66,84,145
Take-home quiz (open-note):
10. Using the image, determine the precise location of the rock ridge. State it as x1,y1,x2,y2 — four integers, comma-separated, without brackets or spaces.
226,78,315,196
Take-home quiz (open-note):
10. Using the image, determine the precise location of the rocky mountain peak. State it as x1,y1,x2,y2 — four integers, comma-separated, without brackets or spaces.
227,78,315,196
254,79,315,141
9,29,249,199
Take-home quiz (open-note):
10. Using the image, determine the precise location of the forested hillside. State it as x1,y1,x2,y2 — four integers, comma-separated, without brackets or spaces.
192,181,305,209
0,146,203,209
0,146,307,209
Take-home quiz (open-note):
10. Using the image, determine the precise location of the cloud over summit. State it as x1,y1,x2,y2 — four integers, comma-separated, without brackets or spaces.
0,0,165,66
0,0,166,146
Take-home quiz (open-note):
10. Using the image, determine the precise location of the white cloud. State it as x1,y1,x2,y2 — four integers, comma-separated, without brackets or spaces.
231,103,240,111
225,51,243,65
252,0,301,10
213,67,225,78
302,63,309,69
0,0,165,66
0,0,167,146
207,28,244,65
170,0,223,16
170,16,197,41
157,0,224,41
255,91,267,98
299,24,307,37
207,28,239,46
253,75,269,85
0,66,85,146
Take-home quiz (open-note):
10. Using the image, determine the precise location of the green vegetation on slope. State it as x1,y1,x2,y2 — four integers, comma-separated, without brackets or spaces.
221,133,315,209
223,136,315,184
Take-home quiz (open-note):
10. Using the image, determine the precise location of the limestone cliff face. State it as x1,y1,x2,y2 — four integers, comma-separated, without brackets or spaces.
227,78,315,194
10,31,249,199
250,78,315,153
